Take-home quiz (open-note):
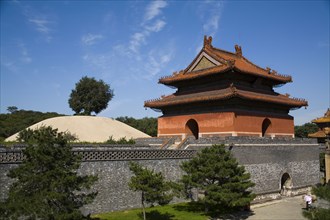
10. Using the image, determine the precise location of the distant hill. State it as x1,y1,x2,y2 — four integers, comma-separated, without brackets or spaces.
0,109,65,141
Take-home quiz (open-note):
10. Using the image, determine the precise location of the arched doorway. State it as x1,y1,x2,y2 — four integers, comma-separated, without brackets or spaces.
280,172,293,196
262,118,272,137
185,119,199,139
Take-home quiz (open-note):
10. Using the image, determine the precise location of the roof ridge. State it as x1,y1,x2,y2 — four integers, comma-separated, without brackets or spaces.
203,47,232,66
159,65,231,82
240,56,292,79
207,41,293,80
211,46,237,57
207,41,267,71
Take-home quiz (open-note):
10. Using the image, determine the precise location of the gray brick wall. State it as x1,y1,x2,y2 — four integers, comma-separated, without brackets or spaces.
0,138,321,214
79,159,188,214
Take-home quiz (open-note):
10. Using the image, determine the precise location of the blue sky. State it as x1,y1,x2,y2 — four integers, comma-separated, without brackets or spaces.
1,0,329,125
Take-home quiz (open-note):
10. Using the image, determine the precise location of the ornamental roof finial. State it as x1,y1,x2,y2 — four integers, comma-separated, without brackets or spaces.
325,108,330,117
203,35,213,49
235,45,242,57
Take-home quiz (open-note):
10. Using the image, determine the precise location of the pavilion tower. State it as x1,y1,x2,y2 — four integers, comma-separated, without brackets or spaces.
308,109,330,143
144,36,308,139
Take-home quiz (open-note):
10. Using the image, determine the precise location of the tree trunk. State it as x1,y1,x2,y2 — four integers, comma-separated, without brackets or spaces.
142,191,146,220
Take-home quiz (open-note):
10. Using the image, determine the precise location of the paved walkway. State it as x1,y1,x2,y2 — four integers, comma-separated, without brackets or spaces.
247,196,306,220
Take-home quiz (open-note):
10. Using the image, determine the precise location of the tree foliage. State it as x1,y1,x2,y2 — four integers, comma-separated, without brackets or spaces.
17,127,78,144
105,136,135,144
180,145,255,213
6,106,18,114
116,116,157,137
303,183,330,220
69,76,114,115
0,108,64,141
128,162,174,220
294,123,319,138
0,126,98,219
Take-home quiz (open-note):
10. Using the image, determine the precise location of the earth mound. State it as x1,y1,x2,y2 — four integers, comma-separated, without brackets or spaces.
5,116,150,142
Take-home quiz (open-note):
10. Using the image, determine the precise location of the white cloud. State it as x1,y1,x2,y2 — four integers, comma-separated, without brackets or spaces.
28,18,54,42
112,44,131,57
127,1,168,55
82,1,170,83
160,53,171,63
199,1,224,36
17,43,32,64
144,49,173,80
81,33,104,46
129,32,148,53
1,42,32,74
145,19,166,32
83,53,112,70
15,1,57,42
1,61,18,73
29,18,51,34
203,14,220,33
83,43,174,83
144,0,167,22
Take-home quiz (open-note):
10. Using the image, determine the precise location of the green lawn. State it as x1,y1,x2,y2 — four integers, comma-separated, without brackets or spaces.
92,202,253,220
92,202,210,220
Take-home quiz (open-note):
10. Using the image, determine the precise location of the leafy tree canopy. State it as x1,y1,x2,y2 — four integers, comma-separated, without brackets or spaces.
180,145,255,213
116,116,157,137
294,123,319,138
128,162,174,220
0,126,98,219
105,135,135,144
17,126,78,143
6,106,18,114
0,108,64,141
69,76,114,115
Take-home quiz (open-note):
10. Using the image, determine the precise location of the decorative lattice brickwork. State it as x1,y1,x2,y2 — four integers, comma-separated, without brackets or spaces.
0,149,196,164
0,150,26,163
73,149,196,161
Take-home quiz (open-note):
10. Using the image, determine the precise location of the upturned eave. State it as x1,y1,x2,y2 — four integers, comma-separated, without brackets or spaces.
144,85,308,110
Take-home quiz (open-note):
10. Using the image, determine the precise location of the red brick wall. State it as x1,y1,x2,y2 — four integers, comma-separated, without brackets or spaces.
158,112,294,138
234,113,294,137
158,112,234,137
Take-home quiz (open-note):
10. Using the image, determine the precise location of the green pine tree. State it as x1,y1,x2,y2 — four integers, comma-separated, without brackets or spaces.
303,183,330,220
128,162,173,220
0,126,98,220
180,144,255,214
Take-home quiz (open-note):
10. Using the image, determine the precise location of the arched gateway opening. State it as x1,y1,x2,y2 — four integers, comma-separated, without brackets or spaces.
185,119,199,139
262,118,272,137
280,172,293,196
